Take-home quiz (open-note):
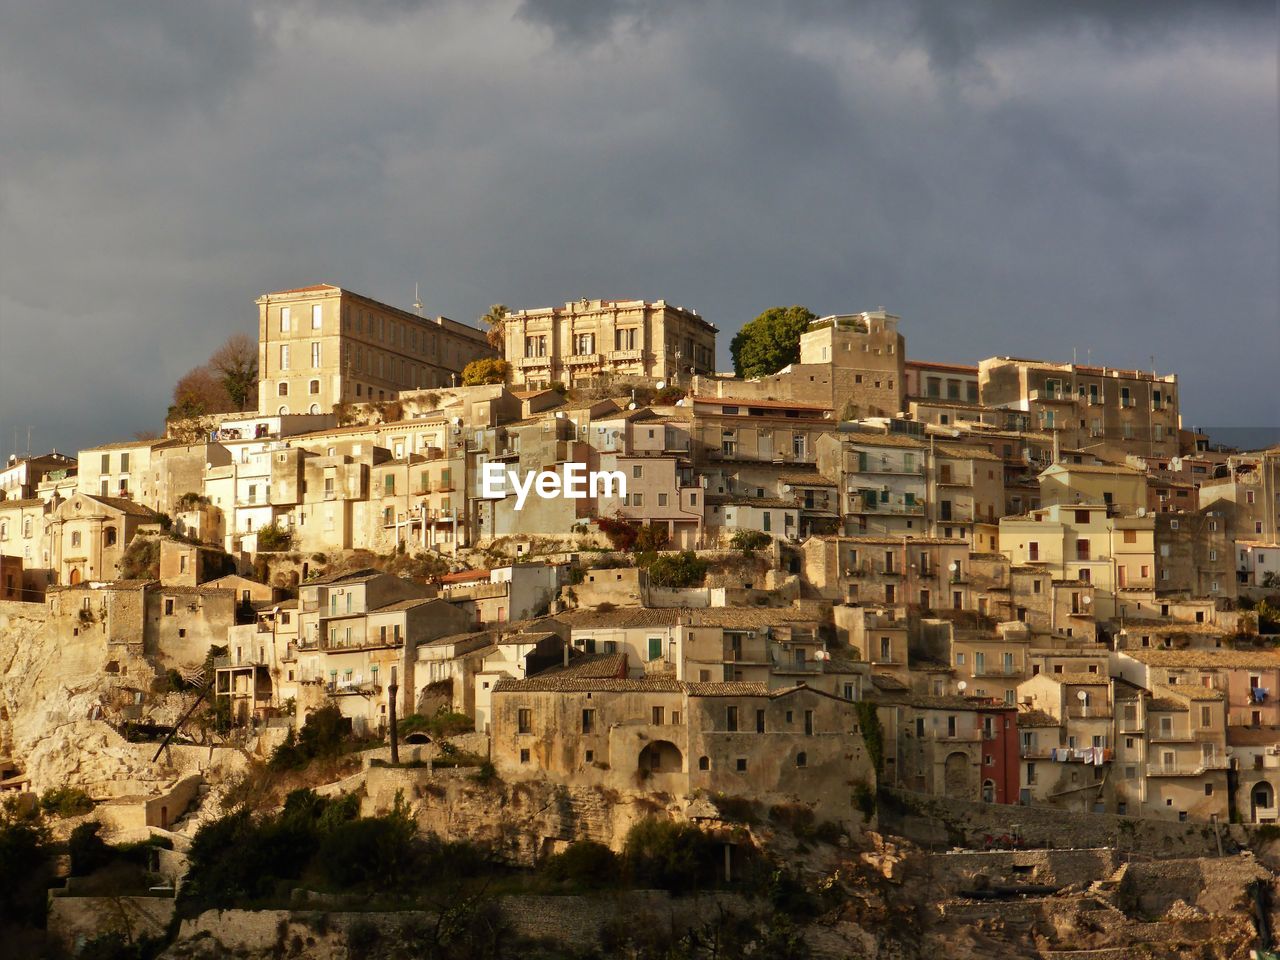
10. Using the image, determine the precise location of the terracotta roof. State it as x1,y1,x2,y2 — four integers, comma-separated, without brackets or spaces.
1042,672,1111,686
685,681,770,697
83,495,163,519
493,676,682,694
563,606,818,630
1017,709,1061,728
1041,462,1144,476
1122,649,1280,668
905,695,1014,712
691,396,832,412
834,429,929,449
806,534,969,546
441,569,490,584
303,567,384,585
535,652,628,680
1152,682,1223,703
871,673,909,692
706,495,796,509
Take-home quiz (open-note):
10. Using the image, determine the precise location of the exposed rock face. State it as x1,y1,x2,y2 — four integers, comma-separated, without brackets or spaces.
0,602,242,798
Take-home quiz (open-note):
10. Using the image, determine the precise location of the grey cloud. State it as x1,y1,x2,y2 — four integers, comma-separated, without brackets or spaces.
0,0,1275,456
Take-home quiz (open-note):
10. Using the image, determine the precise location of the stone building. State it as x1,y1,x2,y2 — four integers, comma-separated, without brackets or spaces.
256,284,494,415
48,494,162,585
978,357,1180,461
0,452,77,502
489,674,875,820
503,298,717,389
876,695,1019,804
292,569,471,734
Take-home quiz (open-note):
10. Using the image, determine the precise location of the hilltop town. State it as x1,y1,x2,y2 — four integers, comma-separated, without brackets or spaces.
3,286,1280,958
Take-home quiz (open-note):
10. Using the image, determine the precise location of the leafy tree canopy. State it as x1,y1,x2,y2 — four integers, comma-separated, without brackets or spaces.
461,358,510,386
729,306,816,379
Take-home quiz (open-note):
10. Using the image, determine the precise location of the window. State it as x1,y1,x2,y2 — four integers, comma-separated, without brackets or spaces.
632,465,643,479
309,379,320,395
520,748,530,764
71,531,81,548
698,756,710,770
735,758,747,772
652,706,665,725
796,752,807,768
311,304,323,329
726,707,738,732
517,708,531,734
756,709,765,733
280,345,290,370
164,598,174,616
280,306,291,331
311,342,321,367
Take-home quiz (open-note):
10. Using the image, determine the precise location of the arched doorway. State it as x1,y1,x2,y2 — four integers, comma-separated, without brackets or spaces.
638,740,683,774
1252,781,1275,821
943,752,971,799
69,567,81,585
982,779,996,803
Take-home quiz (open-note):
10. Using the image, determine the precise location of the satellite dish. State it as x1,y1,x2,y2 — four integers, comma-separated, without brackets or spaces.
957,681,968,693
1077,690,1088,701
628,403,637,410
949,561,959,572
656,381,666,390
1082,595,1092,606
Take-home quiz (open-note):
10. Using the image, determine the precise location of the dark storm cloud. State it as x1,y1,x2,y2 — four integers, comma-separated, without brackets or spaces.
0,0,1275,457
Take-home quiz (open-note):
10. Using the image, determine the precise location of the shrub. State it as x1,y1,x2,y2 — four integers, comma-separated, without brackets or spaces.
641,551,708,588
461,358,510,386
0,801,54,925
118,537,160,579
542,840,619,885
40,786,95,818
256,523,293,552
730,530,772,554
69,822,114,876
347,919,382,952
622,818,718,893
268,705,351,771
595,515,640,551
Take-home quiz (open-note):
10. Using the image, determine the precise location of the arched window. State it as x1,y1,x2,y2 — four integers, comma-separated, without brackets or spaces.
104,527,117,547
698,756,709,771
278,382,289,396
71,531,81,548
796,751,807,768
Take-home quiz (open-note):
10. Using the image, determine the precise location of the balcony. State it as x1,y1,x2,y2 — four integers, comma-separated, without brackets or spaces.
563,353,601,367
515,356,551,369
1146,758,1227,777
608,349,645,363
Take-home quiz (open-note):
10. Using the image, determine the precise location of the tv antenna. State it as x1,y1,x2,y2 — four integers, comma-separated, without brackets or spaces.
413,283,423,317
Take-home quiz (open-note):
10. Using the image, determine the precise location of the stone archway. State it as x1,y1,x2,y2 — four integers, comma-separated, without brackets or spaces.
638,740,684,774
943,751,971,799
1252,780,1275,821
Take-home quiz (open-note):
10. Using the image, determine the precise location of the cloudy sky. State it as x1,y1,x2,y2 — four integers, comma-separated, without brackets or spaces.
0,0,1276,455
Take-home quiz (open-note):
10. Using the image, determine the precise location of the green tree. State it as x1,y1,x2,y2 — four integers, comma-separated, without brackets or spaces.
730,306,816,379
481,304,509,353
461,357,510,386
209,333,259,412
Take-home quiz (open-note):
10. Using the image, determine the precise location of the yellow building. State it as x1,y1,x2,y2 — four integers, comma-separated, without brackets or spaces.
1037,461,1149,515
256,284,494,416
503,298,717,389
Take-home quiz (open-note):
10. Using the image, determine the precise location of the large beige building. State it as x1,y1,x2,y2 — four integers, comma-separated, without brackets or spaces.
256,284,494,416
503,298,717,389
979,357,1180,460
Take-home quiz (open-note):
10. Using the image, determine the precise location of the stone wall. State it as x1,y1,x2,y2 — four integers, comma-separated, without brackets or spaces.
47,895,175,954
361,765,683,863
176,892,753,957
929,847,1119,893
878,787,1256,859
